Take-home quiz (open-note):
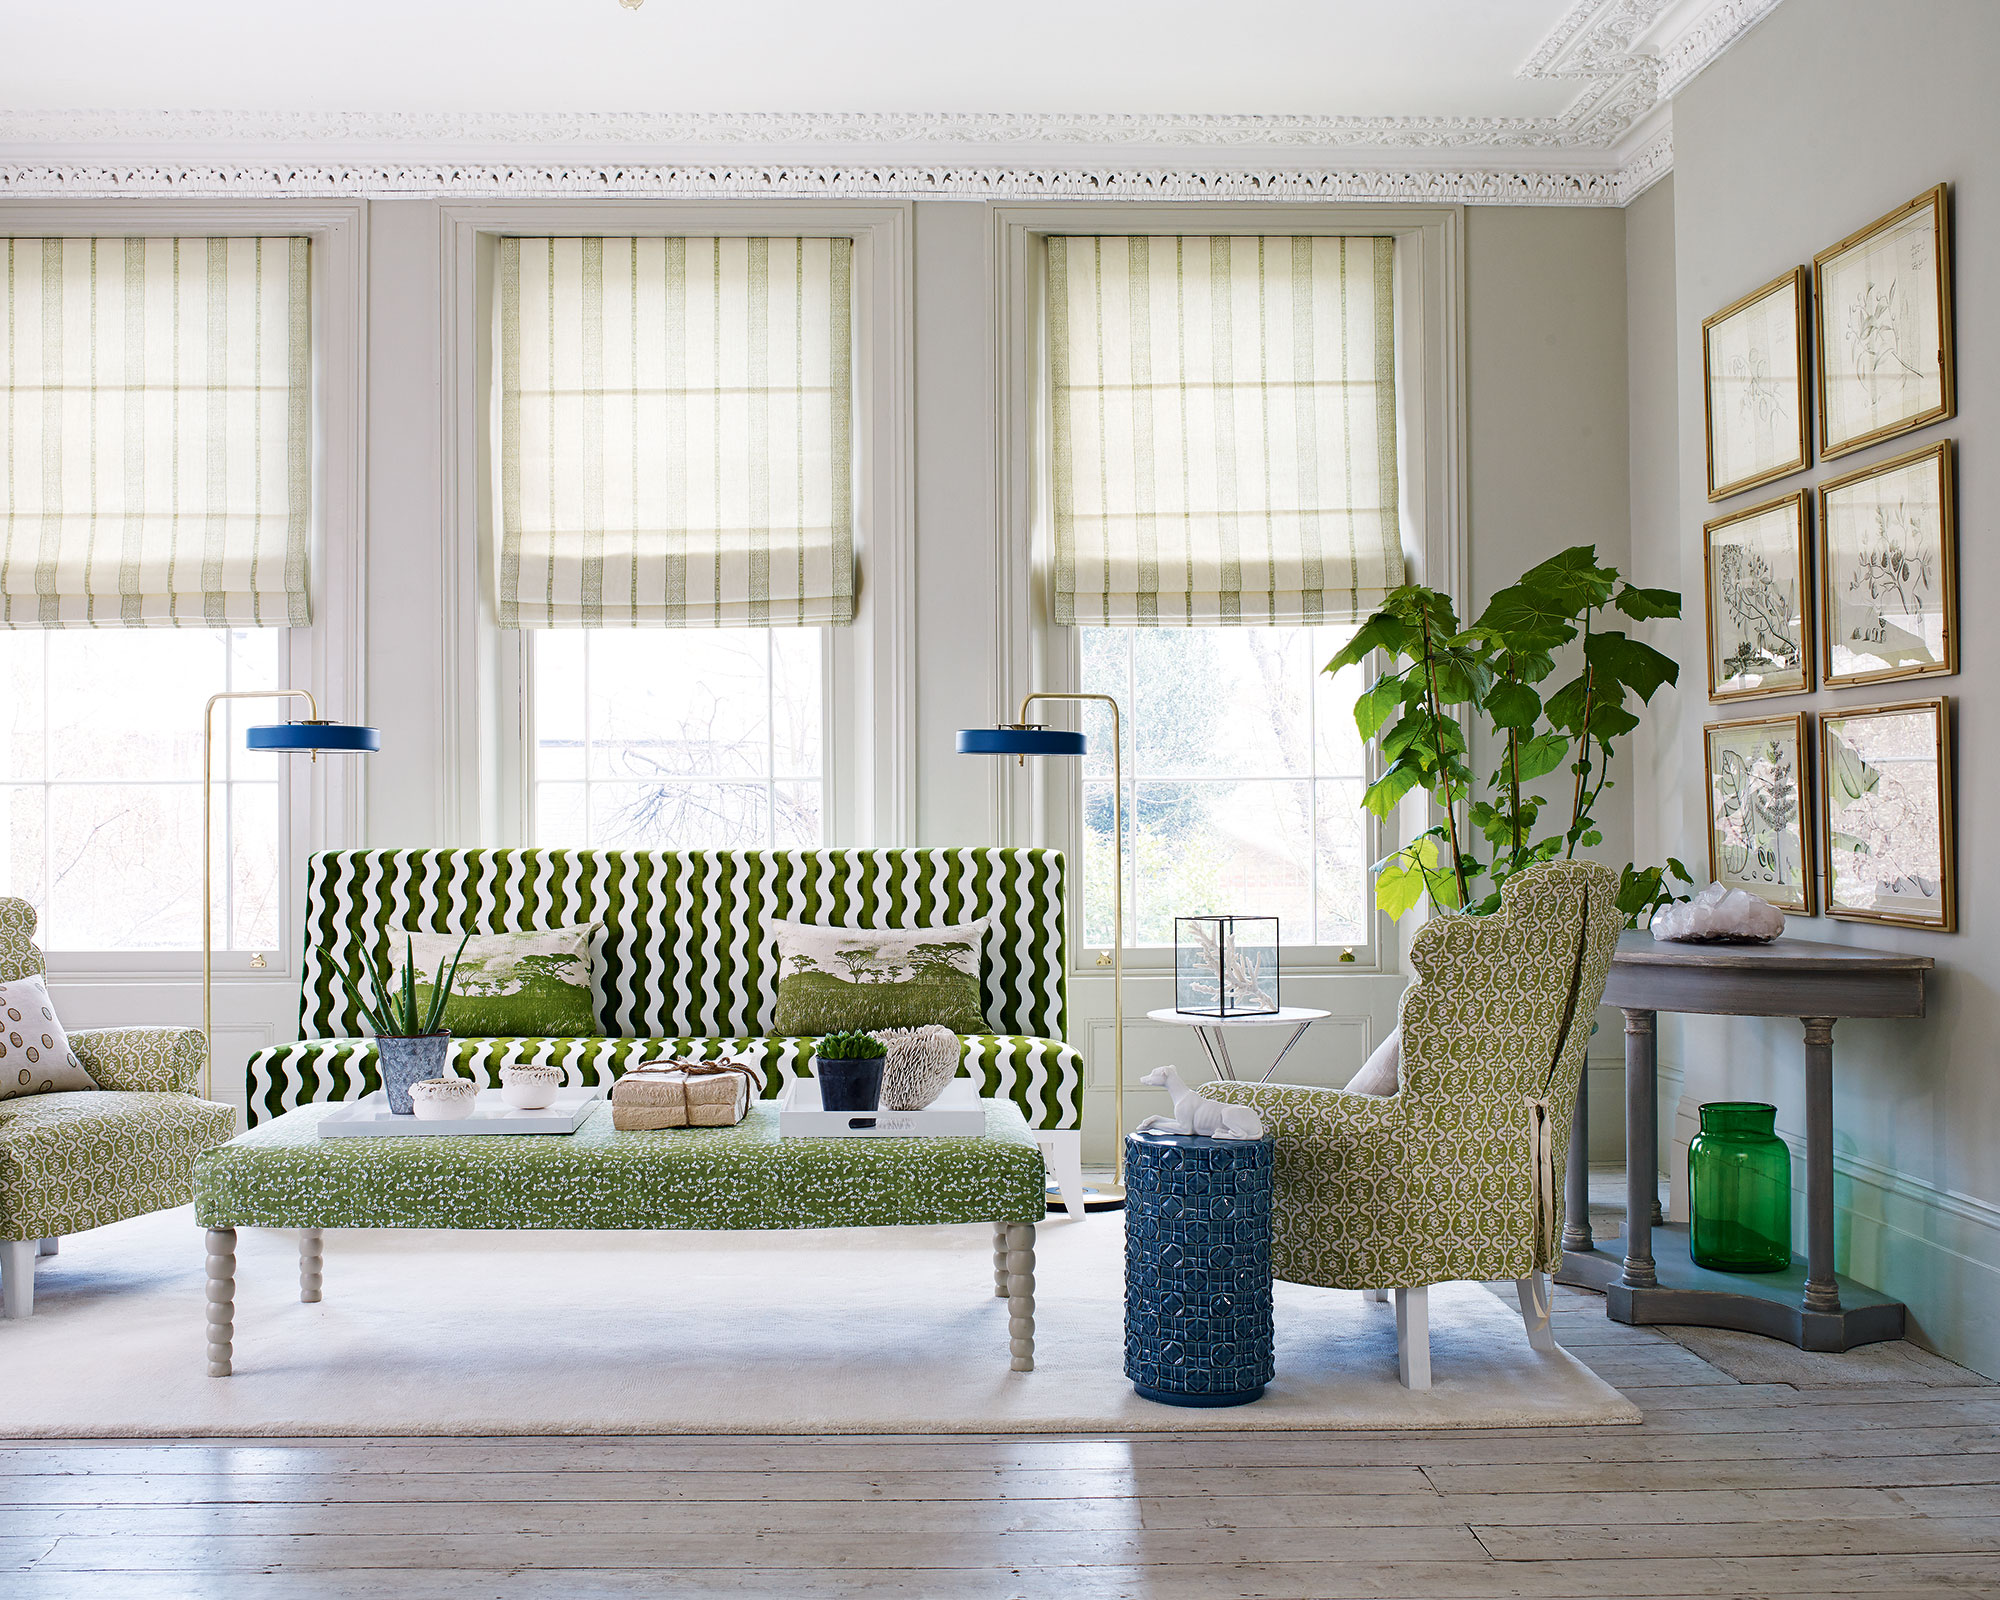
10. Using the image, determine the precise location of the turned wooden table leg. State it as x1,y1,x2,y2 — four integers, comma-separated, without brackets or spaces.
205,1228,236,1378
299,1228,323,1304
1622,1008,1658,1289
1801,1017,1842,1315
992,1220,1009,1298
1006,1221,1035,1371
1563,1067,1593,1253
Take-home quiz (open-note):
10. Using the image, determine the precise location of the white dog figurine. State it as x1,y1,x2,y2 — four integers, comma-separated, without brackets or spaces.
1136,1065,1266,1141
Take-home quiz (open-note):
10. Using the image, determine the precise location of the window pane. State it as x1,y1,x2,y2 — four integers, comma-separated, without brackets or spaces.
1081,624,1362,951
532,629,824,853
0,629,283,951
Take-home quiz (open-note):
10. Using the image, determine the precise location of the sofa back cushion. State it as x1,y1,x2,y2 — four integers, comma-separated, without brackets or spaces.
297,849,1066,1043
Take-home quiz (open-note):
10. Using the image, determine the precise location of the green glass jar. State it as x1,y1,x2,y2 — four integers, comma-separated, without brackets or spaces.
1688,1102,1792,1273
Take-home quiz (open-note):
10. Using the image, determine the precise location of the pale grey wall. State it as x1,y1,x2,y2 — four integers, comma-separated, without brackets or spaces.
1663,0,2000,1374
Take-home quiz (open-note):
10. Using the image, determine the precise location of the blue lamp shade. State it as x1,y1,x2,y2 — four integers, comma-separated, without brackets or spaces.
245,720,381,754
957,726,1087,758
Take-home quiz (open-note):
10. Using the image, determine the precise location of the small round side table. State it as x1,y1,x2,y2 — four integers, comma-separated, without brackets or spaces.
1123,1128,1275,1408
1145,1006,1330,1083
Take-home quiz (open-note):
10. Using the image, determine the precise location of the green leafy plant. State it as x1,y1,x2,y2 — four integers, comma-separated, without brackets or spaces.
1327,545,1686,925
813,1030,887,1060
337,933,472,1039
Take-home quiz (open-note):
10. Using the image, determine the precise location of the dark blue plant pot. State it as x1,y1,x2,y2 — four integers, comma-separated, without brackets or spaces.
816,1056,885,1112
378,1033,451,1115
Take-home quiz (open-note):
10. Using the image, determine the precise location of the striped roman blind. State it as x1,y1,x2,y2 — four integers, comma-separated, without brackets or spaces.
1046,234,1404,627
496,236,855,629
0,236,312,628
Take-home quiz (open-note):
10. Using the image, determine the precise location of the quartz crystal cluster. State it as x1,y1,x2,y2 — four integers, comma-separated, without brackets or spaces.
1651,882,1785,943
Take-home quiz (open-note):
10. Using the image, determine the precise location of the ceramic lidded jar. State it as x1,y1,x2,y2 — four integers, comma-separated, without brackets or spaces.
410,1075,480,1121
499,1062,563,1110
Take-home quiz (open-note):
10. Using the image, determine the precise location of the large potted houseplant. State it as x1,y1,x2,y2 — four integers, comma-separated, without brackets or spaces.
338,934,472,1114
1328,545,1692,924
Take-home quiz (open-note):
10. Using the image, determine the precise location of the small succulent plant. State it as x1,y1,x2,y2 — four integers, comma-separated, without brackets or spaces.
813,1030,887,1061
338,933,472,1039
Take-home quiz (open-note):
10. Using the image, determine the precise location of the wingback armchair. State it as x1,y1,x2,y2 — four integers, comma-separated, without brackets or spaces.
1204,861,1623,1389
0,898,236,1317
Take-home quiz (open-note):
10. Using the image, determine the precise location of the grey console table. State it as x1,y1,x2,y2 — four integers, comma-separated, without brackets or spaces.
1556,932,1932,1352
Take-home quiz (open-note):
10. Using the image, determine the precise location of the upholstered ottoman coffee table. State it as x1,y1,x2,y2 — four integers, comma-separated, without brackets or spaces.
193,1097,1045,1377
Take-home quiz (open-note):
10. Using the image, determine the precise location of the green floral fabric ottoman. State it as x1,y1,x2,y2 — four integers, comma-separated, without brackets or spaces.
194,1099,1047,1232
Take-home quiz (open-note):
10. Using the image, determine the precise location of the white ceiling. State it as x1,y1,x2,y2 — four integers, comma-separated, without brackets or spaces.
3,2,1623,118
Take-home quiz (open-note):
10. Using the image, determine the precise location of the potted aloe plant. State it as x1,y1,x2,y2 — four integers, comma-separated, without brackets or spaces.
812,1030,888,1113
338,934,472,1115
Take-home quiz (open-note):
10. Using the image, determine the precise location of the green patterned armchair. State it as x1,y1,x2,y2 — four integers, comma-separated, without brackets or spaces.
0,898,237,1318
1205,861,1622,1389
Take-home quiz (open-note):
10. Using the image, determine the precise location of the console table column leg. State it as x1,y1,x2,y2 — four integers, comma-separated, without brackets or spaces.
205,1228,236,1378
1562,1066,1593,1253
1621,1009,1658,1289
993,1221,1009,1298
1802,1017,1842,1315
1006,1222,1036,1371
299,1229,322,1304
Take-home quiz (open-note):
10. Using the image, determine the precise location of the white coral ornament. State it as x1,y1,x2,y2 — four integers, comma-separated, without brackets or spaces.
874,1025,961,1111
1651,881,1786,943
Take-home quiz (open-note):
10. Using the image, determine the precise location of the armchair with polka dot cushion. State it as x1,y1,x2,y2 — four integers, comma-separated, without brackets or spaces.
0,898,236,1318
1202,862,1622,1389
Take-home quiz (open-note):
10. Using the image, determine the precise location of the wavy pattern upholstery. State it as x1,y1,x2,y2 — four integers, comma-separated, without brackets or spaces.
0,897,234,1245
1204,862,1621,1290
247,848,1082,1131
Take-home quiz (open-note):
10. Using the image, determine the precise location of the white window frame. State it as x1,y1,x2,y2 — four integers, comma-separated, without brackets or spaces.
0,199,368,980
992,202,1468,977
441,202,914,850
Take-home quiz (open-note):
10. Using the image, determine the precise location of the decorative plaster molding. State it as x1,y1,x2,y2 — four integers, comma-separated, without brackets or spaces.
0,161,1634,207
0,1,1782,206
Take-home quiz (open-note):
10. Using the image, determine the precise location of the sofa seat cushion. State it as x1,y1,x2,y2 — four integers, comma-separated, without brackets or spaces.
196,1099,1046,1232
0,1089,237,1242
247,1033,1084,1133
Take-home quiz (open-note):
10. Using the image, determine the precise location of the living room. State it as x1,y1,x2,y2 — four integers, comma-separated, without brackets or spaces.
3,1,1997,1595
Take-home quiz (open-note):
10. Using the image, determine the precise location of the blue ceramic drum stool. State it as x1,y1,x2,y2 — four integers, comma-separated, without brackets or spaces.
1124,1128,1275,1407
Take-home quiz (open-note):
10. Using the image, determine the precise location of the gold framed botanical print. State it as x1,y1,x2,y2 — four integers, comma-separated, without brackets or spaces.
1814,184,1955,459
1703,266,1811,501
1819,697,1954,930
1703,712,1816,916
1818,440,1956,689
1704,490,1813,701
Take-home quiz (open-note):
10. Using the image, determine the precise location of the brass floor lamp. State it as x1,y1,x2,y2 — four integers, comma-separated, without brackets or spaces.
959,691,1127,1207
203,691,378,1102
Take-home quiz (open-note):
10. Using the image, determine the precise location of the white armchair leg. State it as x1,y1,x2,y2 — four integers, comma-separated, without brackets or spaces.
1363,1286,1388,1303
1515,1271,1557,1352
2,1238,35,1318
1394,1284,1431,1390
38,1237,58,1257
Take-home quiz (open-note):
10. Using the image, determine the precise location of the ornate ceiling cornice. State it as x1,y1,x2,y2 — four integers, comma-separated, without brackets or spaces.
0,0,1783,206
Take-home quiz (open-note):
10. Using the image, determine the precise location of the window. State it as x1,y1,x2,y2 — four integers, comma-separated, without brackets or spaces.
1077,626,1368,950
0,629,283,951
529,629,823,850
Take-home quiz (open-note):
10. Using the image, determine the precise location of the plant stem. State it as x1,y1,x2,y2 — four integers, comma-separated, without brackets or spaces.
1417,605,1470,907
1506,664,1523,874
1566,612,1595,859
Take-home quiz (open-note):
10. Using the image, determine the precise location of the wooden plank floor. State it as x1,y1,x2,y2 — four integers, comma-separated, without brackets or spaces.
5,1275,1998,1600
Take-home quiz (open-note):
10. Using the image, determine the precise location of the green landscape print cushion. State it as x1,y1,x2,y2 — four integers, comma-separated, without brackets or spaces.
403,926,598,1038
772,919,989,1035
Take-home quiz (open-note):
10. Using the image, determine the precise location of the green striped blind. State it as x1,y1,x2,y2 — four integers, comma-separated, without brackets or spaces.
497,236,855,629
1046,235,1404,627
0,236,312,628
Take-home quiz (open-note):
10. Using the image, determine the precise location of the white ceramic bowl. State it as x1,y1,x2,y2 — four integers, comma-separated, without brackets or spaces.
500,1063,562,1110
410,1076,480,1121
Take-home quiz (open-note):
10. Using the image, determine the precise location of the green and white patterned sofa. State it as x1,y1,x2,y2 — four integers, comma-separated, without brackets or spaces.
246,848,1085,1201
0,898,237,1318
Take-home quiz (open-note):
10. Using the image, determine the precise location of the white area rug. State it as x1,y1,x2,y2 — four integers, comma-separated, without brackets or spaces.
0,1208,1637,1436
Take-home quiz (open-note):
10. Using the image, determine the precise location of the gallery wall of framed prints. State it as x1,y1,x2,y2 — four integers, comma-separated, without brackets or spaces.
1697,181,1959,934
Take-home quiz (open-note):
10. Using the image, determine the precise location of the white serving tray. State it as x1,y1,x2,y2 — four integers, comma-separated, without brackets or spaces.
317,1088,601,1139
779,1076,986,1138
